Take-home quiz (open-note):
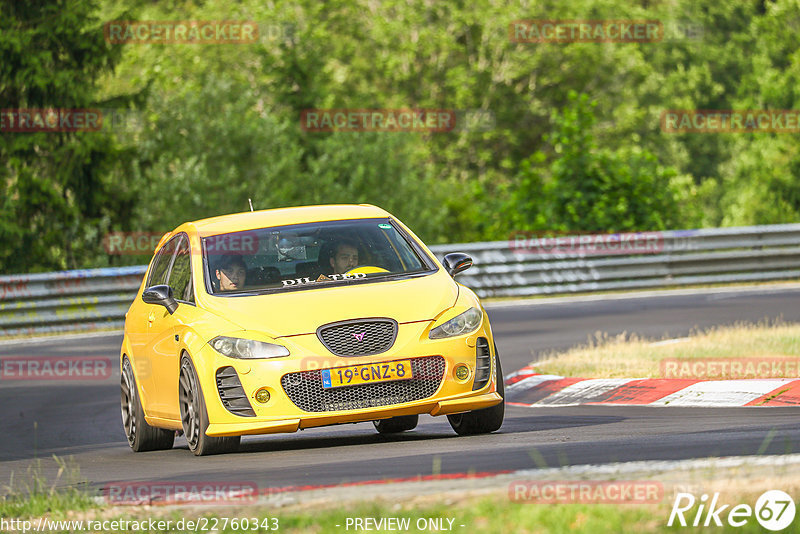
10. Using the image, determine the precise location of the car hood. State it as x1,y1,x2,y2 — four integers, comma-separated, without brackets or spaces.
197,271,458,337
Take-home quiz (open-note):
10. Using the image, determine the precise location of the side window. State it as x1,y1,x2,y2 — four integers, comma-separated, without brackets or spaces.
167,236,193,303
146,237,178,287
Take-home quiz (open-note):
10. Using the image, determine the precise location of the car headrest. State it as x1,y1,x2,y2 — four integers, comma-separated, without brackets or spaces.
248,266,282,285
295,261,320,278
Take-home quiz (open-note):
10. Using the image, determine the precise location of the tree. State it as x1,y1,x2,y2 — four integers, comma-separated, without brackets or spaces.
507,92,683,232
0,0,133,273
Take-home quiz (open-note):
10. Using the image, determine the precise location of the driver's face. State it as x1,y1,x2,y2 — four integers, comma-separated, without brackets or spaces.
216,265,246,291
330,245,358,274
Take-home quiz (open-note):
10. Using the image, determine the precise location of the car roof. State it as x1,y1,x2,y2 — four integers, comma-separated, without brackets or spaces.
182,204,392,236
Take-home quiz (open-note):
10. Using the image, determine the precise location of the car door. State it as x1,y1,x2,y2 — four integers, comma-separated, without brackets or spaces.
127,236,178,412
146,234,194,419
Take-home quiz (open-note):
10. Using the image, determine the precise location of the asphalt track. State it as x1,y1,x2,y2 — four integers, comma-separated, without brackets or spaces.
1,286,799,493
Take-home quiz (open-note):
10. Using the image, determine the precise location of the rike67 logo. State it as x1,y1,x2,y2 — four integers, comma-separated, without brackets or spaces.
668,490,796,531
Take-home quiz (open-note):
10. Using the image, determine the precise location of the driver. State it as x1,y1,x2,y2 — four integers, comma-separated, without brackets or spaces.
215,255,247,291
328,240,359,274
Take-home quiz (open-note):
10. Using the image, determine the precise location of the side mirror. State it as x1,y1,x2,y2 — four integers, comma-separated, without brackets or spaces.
142,284,178,315
443,253,473,277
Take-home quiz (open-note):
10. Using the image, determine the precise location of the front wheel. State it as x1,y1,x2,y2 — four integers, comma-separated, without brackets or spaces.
447,350,505,435
179,355,240,456
121,357,175,452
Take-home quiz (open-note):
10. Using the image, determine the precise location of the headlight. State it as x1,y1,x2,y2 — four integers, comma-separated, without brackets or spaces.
429,307,482,339
209,336,290,359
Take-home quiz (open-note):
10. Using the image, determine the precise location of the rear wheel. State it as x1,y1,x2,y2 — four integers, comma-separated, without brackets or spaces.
447,349,505,435
373,414,419,434
120,357,175,452
179,355,240,456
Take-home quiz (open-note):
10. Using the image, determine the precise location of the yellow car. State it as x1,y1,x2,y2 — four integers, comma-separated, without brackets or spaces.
120,204,504,455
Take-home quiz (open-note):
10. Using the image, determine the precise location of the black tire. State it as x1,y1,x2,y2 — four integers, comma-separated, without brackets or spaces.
120,357,175,452
179,355,240,456
373,414,419,434
447,348,505,435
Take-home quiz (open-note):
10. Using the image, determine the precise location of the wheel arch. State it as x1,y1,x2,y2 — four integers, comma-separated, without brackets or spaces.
178,345,218,420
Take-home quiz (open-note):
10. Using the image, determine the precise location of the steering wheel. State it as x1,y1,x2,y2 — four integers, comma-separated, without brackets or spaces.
344,266,390,275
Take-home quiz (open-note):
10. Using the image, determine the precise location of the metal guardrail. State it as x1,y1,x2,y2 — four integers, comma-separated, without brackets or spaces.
430,225,800,298
2,224,799,336
0,266,146,336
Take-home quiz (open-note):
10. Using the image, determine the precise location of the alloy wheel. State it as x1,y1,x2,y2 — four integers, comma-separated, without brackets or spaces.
120,360,137,445
179,361,201,450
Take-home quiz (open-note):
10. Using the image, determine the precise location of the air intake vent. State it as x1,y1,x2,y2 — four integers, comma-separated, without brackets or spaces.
473,337,492,390
216,367,256,417
281,356,445,412
317,319,398,356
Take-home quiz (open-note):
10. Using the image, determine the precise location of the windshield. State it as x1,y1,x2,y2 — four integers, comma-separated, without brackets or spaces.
202,218,434,295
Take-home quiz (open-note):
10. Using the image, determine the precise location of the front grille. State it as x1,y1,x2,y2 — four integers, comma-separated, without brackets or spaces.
317,318,398,356
281,356,445,412
473,337,492,390
216,367,256,417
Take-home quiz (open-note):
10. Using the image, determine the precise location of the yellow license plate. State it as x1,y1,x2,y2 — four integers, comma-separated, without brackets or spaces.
321,360,413,389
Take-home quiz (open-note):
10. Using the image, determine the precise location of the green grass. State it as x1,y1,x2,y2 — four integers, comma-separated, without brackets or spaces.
267,496,800,533
4,464,800,533
263,498,658,534
60,497,660,534
10,492,795,533
0,456,96,520
530,321,800,378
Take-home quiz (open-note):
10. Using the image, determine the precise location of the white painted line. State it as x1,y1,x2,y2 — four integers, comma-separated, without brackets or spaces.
650,379,793,407
535,378,636,405
506,374,564,392
649,337,690,347
483,282,800,309
504,366,538,380
0,329,123,347
510,453,800,479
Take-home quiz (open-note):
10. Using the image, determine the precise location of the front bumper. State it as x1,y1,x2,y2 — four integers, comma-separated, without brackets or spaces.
197,318,502,437
206,392,502,436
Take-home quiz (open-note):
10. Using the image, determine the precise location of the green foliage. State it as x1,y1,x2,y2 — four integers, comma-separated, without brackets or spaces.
4,0,800,273
719,136,800,225
125,73,450,243
1,456,95,519
0,0,133,273
507,92,683,232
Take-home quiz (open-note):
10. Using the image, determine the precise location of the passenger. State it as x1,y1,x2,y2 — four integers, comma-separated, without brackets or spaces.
215,255,247,291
